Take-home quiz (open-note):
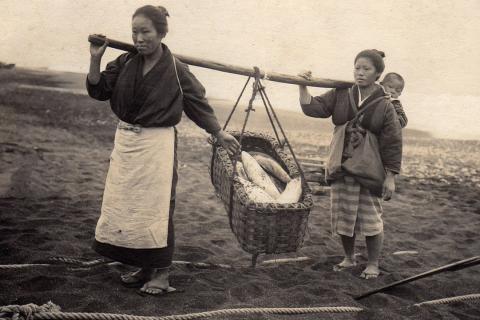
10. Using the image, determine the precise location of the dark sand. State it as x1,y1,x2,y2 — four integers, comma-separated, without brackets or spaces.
0,68,479,319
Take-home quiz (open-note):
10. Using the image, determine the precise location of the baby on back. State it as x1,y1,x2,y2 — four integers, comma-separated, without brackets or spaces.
380,72,408,128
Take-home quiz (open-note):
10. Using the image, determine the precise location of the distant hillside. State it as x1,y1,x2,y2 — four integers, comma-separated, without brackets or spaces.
208,98,334,135
7,67,431,139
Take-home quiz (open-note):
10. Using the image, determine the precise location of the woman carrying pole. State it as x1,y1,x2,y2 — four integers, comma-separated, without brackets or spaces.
298,50,402,279
86,5,239,295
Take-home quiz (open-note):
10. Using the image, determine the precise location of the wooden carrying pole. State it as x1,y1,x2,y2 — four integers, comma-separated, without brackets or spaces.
88,34,353,89
354,256,480,300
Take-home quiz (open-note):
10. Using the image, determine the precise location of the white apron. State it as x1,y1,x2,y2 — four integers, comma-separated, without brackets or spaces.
95,121,175,249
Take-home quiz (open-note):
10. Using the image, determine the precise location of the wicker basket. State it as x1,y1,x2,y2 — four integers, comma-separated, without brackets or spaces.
210,131,313,255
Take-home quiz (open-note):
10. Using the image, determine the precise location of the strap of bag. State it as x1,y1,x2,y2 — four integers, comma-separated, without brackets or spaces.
348,88,387,125
172,56,184,96
348,88,358,115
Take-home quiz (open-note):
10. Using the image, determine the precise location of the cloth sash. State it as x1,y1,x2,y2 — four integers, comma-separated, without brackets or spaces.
95,121,175,249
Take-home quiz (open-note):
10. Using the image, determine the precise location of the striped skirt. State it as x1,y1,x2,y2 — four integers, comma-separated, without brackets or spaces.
331,175,383,237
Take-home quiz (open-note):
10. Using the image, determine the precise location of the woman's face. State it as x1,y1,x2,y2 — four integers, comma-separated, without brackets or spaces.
354,57,381,87
132,15,164,56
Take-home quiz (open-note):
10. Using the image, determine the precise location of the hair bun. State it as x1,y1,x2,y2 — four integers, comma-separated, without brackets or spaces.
373,50,386,58
157,6,170,17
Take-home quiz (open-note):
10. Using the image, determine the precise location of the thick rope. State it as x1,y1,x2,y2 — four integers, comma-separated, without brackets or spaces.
0,260,234,271
1,256,314,270
210,76,251,200
1,294,479,320
227,67,262,233
257,82,308,184
0,302,61,320
222,76,251,131
414,294,480,307
257,85,282,146
48,257,106,267
0,264,51,270
171,261,233,269
0,305,363,320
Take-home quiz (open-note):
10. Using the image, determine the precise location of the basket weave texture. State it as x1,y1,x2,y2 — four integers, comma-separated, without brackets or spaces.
210,131,313,255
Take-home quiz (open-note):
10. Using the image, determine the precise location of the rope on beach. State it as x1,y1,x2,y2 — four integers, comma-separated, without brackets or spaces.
1,256,315,271
0,264,52,270
414,294,480,307
172,261,233,269
2,295,480,320
0,258,233,270
0,302,61,320
47,257,107,267
0,304,363,320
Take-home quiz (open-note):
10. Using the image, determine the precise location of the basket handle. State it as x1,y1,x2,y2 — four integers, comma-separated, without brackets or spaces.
225,67,263,229
257,80,308,187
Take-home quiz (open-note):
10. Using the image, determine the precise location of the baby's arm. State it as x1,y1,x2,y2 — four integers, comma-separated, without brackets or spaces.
392,100,408,128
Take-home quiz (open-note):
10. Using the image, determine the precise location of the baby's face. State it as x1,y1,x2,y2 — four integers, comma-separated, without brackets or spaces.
383,78,404,99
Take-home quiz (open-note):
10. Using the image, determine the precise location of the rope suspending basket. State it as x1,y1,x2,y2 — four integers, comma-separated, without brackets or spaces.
87,35,337,267
210,68,313,266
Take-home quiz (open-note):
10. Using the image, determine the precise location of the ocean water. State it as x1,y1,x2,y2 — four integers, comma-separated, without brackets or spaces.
38,64,480,141
3,0,479,141
401,93,480,140
203,74,480,141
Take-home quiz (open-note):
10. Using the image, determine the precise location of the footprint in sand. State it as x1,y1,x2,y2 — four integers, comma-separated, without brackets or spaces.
210,239,226,247
229,282,266,302
80,217,96,225
404,260,422,268
412,232,435,241
17,233,51,246
19,275,67,292
176,245,214,261
74,234,91,240
186,292,227,309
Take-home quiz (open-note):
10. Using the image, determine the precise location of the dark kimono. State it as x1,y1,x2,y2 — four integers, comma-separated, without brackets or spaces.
87,44,221,268
301,85,402,237
301,85,402,174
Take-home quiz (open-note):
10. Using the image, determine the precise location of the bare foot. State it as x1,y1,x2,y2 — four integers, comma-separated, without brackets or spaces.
139,268,170,294
360,264,380,279
333,257,357,272
121,268,150,285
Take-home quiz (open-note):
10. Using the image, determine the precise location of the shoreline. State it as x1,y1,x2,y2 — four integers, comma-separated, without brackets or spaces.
1,67,479,320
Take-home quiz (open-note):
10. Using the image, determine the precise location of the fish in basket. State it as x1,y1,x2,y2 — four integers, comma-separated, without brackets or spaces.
210,131,313,266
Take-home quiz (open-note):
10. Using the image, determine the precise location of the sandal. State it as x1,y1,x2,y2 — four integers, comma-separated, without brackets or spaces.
136,286,182,297
121,271,148,288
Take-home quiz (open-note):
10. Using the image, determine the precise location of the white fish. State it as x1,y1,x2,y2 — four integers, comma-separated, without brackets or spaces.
235,161,249,181
276,177,302,204
251,153,291,183
241,151,280,198
236,177,275,203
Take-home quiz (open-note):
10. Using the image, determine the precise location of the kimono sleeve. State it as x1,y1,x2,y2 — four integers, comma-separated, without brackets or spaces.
300,88,337,118
86,53,132,101
379,102,403,174
176,59,222,134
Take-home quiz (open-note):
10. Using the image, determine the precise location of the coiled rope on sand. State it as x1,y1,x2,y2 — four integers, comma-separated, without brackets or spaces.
0,256,307,270
0,264,51,269
0,303,363,320
414,294,480,307
0,257,234,270
1,295,480,320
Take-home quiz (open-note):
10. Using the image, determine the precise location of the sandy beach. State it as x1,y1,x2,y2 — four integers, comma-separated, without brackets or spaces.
0,68,479,320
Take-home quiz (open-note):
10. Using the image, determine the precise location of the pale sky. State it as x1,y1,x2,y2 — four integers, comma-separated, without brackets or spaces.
2,0,480,138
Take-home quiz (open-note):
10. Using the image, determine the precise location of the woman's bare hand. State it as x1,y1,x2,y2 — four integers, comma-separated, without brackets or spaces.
298,70,313,81
214,130,240,155
383,172,396,201
90,35,108,60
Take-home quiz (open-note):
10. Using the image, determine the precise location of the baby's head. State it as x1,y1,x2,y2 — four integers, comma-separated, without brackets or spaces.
380,73,405,99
